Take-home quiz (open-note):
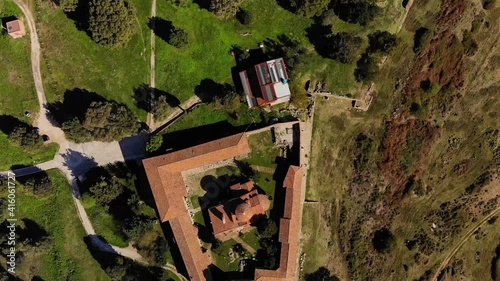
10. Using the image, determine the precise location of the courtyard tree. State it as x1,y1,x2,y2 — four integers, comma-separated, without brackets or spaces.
209,0,243,19
88,0,136,48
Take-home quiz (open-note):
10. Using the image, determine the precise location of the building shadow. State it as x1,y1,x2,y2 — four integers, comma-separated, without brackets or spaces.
118,132,148,161
159,222,189,279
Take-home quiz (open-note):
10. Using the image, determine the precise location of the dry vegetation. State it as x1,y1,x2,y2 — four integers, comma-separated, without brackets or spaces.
302,0,500,280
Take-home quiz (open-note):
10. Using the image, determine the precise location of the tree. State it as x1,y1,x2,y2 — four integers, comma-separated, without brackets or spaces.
257,218,278,238
62,101,140,142
372,228,396,253
332,0,380,26
209,0,243,19
354,52,378,82
20,174,52,197
325,32,362,64
146,134,163,153
8,126,42,149
59,0,79,12
90,176,124,206
88,0,136,48
167,27,188,48
290,0,331,18
413,27,432,53
123,216,153,239
305,267,340,281
152,96,171,120
368,31,397,54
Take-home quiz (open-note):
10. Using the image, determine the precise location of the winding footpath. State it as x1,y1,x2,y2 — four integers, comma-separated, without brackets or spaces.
9,1,187,280
431,206,500,281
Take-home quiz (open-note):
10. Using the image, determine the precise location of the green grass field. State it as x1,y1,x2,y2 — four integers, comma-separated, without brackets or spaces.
0,133,59,170
0,1,38,120
0,169,109,280
35,0,150,120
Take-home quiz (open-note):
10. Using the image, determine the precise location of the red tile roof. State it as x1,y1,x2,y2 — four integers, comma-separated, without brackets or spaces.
142,133,251,281
254,166,303,281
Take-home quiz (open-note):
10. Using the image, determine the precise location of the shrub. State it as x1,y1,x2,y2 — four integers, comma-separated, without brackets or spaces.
167,27,188,48
88,0,136,48
209,0,243,19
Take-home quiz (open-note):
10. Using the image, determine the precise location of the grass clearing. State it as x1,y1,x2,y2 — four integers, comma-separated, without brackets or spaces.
0,169,109,280
36,0,150,120
0,133,59,170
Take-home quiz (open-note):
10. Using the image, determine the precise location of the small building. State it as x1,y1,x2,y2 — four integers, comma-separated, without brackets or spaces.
239,58,291,108
208,181,270,241
6,19,26,39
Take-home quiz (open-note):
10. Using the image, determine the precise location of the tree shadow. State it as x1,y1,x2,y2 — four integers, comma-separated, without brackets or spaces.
192,0,210,10
147,17,173,43
194,79,225,103
133,83,181,112
305,23,334,58
19,218,50,246
47,88,106,125
274,0,293,13
0,115,30,135
61,149,98,179
63,0,90,34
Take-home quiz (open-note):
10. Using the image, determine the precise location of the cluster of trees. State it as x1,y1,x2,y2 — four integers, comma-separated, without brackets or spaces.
326,32,363,64
8,126,42,150
331,0,380,26
18,173,52,197
88,0,136,48
84,163,156,242
61,101,140,142
209,0,243,19
255,218,279,269
355,31,397,82
289,0,331,18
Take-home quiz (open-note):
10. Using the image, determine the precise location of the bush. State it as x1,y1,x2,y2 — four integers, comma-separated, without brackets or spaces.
413,27,432,53
59,0,79,12
210,0,243,19
482,0,496,9
290,0,331,18
167,27,188,48
236,9,252,25
8,126,42,149
88,0,136,48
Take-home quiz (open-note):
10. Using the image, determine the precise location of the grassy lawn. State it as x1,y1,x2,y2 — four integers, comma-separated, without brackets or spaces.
35,0,150,120
0,1,38,120
211,239,248,272
0,133,59,170
246,130,281,168
0,169,109,280
83,196,129,247
240,229,261,251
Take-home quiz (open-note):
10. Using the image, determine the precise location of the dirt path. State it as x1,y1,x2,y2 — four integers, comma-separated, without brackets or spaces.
431,206,500,281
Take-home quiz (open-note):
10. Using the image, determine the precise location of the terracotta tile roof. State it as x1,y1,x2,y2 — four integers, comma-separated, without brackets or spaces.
209,184,270,240
6,20,21,32
142,133,251,281
254,166,303,281
143,133,251,222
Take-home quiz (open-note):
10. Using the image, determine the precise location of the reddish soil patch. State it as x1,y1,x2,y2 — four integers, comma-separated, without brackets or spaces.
379,0,466,195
